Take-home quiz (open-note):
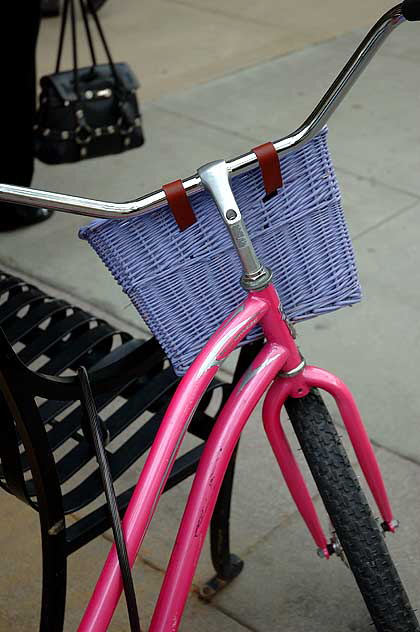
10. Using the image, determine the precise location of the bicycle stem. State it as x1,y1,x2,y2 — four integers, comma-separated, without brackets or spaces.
0,4,408,218
198,160,273,290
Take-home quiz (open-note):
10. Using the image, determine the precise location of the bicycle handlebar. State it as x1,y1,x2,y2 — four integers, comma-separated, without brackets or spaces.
0,3,413,219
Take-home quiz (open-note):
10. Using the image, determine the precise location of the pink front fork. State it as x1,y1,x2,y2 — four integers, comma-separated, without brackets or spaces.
260,284,394,540
262,378,329,557
262,365,396,562
304,365,394,528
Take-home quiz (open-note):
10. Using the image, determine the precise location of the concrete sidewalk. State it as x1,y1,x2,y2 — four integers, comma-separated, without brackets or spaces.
37,0,391,101
0,1,419,630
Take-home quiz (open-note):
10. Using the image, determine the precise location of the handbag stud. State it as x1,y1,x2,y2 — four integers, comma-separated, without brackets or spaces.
96,88,112,98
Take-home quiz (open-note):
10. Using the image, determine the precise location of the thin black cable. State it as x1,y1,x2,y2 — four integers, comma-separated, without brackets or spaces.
78,366,141,632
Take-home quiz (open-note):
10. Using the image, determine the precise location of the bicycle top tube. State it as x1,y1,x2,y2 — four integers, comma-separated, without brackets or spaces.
0,3,411,219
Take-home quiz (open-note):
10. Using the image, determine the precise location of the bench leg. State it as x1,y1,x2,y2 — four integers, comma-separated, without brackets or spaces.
39,517,67,632
200,340,263,600
199,444,243,601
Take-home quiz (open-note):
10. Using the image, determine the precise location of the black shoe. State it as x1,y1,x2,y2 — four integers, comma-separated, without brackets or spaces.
41,0,60,17
88,0,108,11
0,204,54,230
41,0,108,17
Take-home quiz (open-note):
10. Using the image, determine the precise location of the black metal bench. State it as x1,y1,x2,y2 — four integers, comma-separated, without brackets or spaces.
0,270,261,631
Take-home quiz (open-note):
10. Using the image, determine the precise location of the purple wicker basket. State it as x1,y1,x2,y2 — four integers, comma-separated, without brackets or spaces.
80,128,361,375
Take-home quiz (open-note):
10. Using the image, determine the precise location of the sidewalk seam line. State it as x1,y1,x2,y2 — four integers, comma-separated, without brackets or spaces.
365,435,420,468
332,415,420,467
351,200,420,242
0,258,150,335
166,0,274,29
206,603,261,631
335,165,420,203
93,528,258,631
152,104,260,144
145,28,368,109
0,259,237,378
150,107,420,207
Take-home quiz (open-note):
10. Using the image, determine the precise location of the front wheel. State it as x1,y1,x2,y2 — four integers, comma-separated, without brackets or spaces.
285,389,419,632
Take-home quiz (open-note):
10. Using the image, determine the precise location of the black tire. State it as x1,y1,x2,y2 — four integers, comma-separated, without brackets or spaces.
284,389,419,632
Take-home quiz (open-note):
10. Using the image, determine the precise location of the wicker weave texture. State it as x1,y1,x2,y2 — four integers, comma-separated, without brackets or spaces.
80,128,361,375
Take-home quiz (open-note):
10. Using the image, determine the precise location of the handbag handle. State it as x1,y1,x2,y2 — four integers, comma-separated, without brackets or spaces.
84,0,122,89
79,0,98,67
55,0,125,99
55,0,70,73
55,0,80,97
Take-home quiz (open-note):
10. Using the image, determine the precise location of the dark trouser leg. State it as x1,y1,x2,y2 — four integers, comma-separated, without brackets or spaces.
0,2,52,227
3,1,41,187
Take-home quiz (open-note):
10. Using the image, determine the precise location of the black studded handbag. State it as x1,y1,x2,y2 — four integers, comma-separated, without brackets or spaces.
34,0,144,165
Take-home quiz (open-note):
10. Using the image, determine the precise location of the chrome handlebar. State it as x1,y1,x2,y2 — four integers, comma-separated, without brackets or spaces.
0,4,409,220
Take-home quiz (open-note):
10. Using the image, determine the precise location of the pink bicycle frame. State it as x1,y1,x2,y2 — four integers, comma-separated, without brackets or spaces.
78,282,395,632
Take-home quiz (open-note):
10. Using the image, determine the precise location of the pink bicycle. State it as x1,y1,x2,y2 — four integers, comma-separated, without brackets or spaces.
1,2,420,630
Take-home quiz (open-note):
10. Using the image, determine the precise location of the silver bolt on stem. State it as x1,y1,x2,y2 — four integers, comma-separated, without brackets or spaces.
198,160,272,291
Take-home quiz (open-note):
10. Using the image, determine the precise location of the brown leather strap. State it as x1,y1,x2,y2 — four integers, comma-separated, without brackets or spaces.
252,142,283,196
163,180,197,231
